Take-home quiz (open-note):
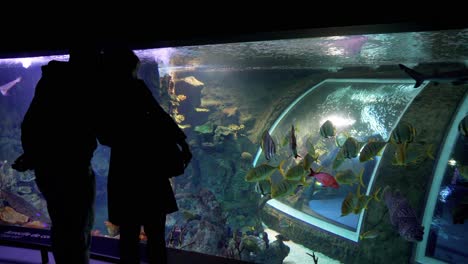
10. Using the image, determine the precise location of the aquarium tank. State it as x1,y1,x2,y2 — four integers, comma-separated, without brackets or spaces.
1,27,468,263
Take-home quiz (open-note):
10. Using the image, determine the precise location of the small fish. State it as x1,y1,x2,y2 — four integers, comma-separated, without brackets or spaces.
335,168,365,187
308,168,339,189
341,185,381,216
245,161,285,182
341,137,361,159
335,132,349,147
271,179,304,198
0,77,22,96
255,180,271,196
390,121,416,145
320,120,336,138
290,125,300,159
459,115,468,137
285,163,307,181
359,229,381,240
302,153,316,171
392,143,434,166
261,130,276,161
359,141,387,162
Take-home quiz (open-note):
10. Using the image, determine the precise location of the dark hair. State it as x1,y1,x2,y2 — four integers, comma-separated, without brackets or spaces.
103,46,140,74
68,44,102,66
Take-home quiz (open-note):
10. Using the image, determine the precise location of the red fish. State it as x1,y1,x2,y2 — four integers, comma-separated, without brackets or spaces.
309,168,339,189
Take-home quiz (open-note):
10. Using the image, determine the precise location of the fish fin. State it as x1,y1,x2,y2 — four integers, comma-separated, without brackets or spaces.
426,144,435,160
358,168,366,188
277,160,286,177
357,184,362,197
373,187,382,202
398,64,425,88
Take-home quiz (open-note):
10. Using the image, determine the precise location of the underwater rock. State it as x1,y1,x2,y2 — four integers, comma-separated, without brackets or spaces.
0,206,29,224
17,186,32,194
256,237,290,264
181,219,225,255
0,190,49,223
19,171,36,182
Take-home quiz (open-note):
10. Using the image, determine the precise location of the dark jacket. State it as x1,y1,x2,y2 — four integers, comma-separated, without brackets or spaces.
99,77,185,225
21,60,98,170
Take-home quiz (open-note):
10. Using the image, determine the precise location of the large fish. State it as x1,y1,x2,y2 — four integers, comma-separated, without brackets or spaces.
383,188,424,242
399,64,468,88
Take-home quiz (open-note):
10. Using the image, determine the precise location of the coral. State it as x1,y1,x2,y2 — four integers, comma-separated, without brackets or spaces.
177,94,187,102
174,114,185,123
222,107,238,117
195,108,210,112
0,206,29,224
195,122,214,134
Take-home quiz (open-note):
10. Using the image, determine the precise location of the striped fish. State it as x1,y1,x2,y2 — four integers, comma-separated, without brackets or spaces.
459,115,468,137
245,162,280,182
341,137,360,159
359,141,388,162
261,130,276,161
271,178,301,198
390,121,416,145
285,163,306,181
320,120,336,138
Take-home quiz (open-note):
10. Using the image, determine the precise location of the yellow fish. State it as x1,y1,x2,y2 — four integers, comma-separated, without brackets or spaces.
245,160,285,182
359,141,387,162
335,168,365,187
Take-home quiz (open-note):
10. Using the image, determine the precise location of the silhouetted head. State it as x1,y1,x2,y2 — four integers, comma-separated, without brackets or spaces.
68,44,102,69
102,46,140,77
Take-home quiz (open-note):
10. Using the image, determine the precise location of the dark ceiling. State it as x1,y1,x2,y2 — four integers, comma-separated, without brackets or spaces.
2,12,467,59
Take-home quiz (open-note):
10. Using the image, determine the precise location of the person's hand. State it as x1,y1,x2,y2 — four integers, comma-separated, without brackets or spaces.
179,141,192,168
182,149,192,168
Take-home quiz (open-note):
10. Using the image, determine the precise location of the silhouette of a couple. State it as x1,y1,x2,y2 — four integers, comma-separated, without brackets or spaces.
13,44,192,264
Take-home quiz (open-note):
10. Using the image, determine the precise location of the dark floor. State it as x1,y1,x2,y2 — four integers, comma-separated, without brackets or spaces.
0,245,250,264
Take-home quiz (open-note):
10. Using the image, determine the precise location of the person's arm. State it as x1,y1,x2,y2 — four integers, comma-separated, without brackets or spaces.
12,73,49,171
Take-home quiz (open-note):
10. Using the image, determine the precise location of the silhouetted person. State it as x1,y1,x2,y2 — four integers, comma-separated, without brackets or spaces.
98,46,192,264
12,44,101,264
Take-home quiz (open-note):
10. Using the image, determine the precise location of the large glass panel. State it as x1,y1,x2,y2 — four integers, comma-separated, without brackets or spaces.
1,28,467,263
253,79,424,240
415,94,468,264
